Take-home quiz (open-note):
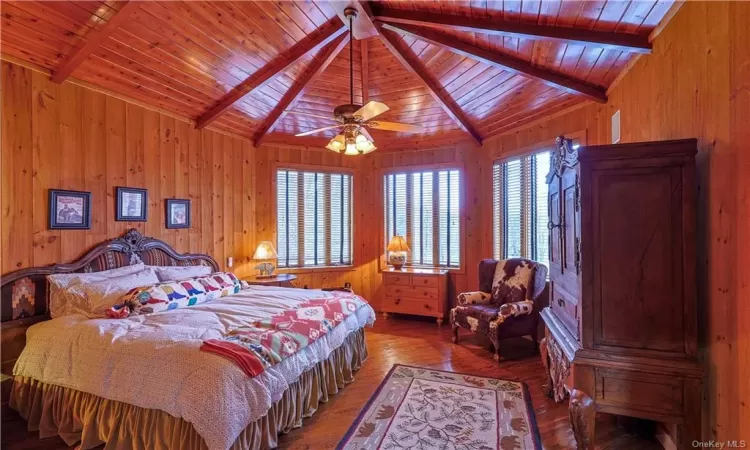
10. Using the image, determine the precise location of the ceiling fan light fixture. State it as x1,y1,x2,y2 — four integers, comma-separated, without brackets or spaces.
325,134,346,152
354,133,377,154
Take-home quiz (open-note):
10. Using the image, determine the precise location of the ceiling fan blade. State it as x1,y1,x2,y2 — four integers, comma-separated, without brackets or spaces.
287,111,339,122
354,101,389,121
366,121,423,133
295,125,342,137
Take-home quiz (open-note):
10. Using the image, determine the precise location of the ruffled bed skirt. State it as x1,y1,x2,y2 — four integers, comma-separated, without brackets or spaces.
10,328,367,450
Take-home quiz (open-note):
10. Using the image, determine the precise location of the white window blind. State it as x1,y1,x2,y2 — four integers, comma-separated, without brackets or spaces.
384,169,460,268
277,169,352,268
493,151,551,269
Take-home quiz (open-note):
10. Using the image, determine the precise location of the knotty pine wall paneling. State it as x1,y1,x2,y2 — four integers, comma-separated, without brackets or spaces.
0,61,257,278
477,1,749,443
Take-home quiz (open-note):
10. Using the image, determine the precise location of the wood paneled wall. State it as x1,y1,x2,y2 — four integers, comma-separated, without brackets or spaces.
478,2,750,442
0,61,259,277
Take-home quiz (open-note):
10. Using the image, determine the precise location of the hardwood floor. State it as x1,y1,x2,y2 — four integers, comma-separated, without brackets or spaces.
2,316,661,449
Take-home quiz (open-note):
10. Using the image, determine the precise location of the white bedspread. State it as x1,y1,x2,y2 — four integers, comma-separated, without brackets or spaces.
14,286,376,450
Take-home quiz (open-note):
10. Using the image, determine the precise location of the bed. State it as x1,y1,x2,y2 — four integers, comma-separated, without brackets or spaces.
1,229,375,450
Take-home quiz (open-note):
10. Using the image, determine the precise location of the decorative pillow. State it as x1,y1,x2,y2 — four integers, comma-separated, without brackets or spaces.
207,272,242,297
48,263,146,318
75,268,160,316
457,291,492,306
151,265,212,282
490,259,537,305
106,272,241,318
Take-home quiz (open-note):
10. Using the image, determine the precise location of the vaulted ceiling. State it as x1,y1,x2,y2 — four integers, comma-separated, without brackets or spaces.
1,1,676,149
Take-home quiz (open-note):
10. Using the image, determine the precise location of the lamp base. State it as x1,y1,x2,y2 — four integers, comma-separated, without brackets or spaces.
388,252,407,271
255,262,276,278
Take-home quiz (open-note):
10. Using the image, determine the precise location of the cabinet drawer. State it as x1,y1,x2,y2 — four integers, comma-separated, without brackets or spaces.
411,275,440,288
385,285,438,299
595,368,683,417
383,273,411,286
383,296,440,316
550,284,579,338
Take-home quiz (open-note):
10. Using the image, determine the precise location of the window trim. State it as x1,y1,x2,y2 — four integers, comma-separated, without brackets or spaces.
379,163,466,274
272,162,355,270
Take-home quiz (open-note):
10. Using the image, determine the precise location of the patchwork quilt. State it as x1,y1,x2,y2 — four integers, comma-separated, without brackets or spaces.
201,291,368,377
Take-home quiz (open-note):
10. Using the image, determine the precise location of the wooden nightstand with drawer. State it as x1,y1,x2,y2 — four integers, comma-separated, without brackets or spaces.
382,268,449,326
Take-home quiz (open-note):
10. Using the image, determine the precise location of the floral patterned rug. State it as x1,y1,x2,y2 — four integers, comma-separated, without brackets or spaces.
338,364,541,450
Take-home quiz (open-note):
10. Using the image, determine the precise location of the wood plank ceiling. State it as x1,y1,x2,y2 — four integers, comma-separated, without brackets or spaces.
0,0,675,150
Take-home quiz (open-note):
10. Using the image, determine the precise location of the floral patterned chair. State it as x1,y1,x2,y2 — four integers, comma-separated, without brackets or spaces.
450,258,548,361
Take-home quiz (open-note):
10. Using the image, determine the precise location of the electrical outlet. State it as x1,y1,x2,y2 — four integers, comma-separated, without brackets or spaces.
227,256,233,268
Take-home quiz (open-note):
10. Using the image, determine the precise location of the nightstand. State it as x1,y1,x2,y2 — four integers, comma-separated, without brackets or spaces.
243,274,297,288
381,268,448,325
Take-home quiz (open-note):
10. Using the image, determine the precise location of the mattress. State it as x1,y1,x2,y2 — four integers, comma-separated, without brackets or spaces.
13,285,376,450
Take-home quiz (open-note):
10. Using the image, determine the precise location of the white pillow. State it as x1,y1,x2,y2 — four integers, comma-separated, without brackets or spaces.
151,265,212,282
48,263,147,318
75,268,160,317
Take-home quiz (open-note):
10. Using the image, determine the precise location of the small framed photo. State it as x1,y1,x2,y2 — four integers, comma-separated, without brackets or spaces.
49,189,91,230
166,199,191,229
116,187,148,221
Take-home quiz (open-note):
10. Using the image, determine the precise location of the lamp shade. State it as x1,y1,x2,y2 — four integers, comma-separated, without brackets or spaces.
386,235,410,252
252,241,278,260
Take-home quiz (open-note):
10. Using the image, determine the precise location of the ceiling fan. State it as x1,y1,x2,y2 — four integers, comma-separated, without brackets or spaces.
293,7,422,155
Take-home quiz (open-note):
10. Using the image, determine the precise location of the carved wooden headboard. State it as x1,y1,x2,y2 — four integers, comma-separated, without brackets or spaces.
0,229,219,376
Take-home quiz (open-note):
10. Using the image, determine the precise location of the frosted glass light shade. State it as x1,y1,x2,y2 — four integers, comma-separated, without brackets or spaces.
326,132,377,155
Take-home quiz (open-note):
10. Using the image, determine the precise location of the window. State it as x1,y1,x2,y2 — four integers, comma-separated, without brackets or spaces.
276,169,352,268
384,169,461,268
493,151,551,269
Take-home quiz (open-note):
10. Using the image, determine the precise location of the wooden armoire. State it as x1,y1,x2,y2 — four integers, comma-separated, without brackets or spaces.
540,136,702,449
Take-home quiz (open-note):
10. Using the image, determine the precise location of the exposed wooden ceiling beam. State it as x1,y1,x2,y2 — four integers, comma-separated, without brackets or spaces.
51,1,141,83
374,25,482,146
253,33,349,147
371,5,652,55
361,39,369,104
380,22,608,104
197,19,348,130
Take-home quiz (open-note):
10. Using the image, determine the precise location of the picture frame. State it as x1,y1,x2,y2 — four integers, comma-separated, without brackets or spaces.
165,199,191,229
115,187,148,221
49,189,92,230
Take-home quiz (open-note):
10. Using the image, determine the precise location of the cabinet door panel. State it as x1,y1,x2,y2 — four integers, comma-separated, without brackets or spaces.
591,167,685,354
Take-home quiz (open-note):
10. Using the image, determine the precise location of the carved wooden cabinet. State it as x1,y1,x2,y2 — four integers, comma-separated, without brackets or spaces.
540,137,703,449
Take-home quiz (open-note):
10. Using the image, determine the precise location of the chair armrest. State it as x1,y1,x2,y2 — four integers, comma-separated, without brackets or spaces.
499,300,534,318
457,291,492,306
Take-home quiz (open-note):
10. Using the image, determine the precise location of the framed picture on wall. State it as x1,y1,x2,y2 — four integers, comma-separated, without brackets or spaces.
49,189,92,230
115,187,148,221
165,199,191,229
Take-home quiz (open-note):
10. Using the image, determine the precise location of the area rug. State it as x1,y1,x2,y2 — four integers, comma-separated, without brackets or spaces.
338,364,542,450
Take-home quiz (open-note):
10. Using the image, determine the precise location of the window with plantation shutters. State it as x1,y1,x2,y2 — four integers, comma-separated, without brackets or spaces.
276,169,352,268
384,169,461,268
493,151,551,269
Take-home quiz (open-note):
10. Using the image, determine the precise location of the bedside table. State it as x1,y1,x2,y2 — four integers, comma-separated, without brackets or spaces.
244,274,297,288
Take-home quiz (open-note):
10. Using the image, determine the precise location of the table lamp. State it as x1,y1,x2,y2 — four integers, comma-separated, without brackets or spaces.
387,235,410,270
253,241,278,278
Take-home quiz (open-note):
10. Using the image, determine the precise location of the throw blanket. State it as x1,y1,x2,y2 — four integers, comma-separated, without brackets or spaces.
201,291,367,377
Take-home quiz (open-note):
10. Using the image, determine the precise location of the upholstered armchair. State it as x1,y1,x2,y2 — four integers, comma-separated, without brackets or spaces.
450,258,548,361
